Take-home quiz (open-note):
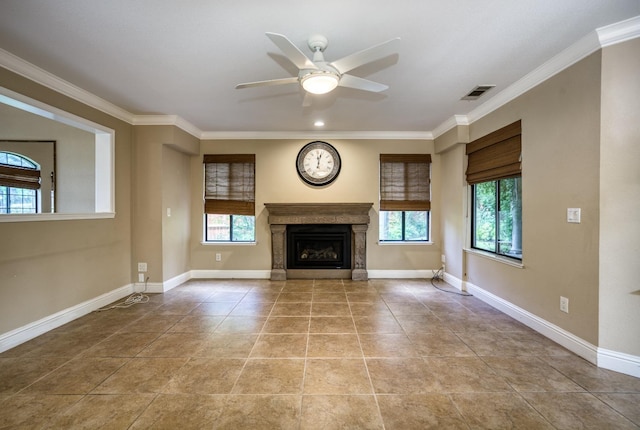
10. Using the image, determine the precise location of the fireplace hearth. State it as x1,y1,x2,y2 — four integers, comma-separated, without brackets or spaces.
287,225,351,270
264,203,373,280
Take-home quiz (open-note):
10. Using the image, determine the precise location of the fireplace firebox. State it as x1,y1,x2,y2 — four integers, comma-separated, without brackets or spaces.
287,224,351,270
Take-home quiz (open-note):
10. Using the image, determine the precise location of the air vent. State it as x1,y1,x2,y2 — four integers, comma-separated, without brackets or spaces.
461,85,495,100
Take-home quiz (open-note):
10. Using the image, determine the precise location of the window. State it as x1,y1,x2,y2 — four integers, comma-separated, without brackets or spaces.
0,151,40,214
467,120,522,260
203,154,255,242
379,154,431,242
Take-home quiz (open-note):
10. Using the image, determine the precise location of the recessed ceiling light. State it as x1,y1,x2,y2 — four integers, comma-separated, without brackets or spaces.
314,120,325,127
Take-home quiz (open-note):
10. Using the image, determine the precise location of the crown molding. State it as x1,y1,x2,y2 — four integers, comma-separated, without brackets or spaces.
132,114,203,139
432,15,640,138
597,15,640,47
0,48,135,124
432,115,469,139
199,130,434,140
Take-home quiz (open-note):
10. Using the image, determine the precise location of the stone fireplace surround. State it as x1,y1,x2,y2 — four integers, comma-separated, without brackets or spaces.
264,203,373,280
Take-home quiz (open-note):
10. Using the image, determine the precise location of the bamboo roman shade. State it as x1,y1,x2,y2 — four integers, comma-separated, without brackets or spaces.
0,165,41,190
380,154,432,211
466,120,522,184
203,154,255,216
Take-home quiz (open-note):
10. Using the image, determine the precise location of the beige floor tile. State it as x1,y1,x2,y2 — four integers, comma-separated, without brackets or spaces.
22,357,126,394
312,292,348,302
262,316,310,333
309,316,356,333
277,292,314,302
43,394,155,429
250,333,308,358
385,301,430,315
346,292,386,304
311,302,351,316
425,356,513,392
348,302,393,317
92,357,188,394
366,358,441,394
0,394,82,428
394,313,446,332
359,333,420,357
482,355,586,392
304,358,373,394
0,357,68,394
188,301,237,316
137,332,208,357
81,331,161,357
451,392,554,429
214,316,267,333
167,315,225,333
232,359,305,394
217,395,301,429
377,394,468,429
130,393,226,429
271,302,312,316
194,333,258,358
228,301,275,316
307,334,363,358
596,393,640,426
522,392,638,429
300,395,383,429
353,315,404,333
542,355,640,392
162,358,245,394
407,331,476,357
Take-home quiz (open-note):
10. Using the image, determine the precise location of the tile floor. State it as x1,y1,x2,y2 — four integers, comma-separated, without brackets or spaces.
1,279,639,429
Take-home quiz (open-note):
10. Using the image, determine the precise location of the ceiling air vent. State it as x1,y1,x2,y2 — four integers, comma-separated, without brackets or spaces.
461,85,495,100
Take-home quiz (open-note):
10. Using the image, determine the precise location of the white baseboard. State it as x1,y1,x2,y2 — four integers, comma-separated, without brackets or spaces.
598,348,640,378
465,281,598,364
0,283,134,354
443,272,464,290
368,269,436,279
190,269,271,279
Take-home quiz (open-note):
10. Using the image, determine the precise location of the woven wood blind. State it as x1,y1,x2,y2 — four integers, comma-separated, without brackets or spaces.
380,154,432,211
466,120,521,184
0,165,41,190
203,154,255,216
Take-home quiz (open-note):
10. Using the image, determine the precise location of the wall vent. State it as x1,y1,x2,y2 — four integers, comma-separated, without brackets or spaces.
461,85,495,100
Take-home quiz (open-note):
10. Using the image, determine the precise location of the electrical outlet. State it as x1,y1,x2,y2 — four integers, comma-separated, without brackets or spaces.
215,253,222,262
138,273,145,283
560,296,569,313
441,254,446,263
137,262,147,272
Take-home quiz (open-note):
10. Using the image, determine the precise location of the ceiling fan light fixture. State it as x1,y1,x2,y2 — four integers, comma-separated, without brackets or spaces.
301,72,339,94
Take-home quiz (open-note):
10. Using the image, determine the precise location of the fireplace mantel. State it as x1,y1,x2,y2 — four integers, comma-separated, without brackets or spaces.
264,203,373,281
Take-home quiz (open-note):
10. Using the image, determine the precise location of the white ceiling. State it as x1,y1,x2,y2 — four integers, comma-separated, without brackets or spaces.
0,1,639,138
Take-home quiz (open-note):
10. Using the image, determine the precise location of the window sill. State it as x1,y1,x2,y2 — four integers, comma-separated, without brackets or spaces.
201,241,257,246
378,241,433,246
464,247,524,269
0,212,115,222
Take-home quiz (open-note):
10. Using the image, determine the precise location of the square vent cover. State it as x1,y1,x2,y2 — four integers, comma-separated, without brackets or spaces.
461,85,495,100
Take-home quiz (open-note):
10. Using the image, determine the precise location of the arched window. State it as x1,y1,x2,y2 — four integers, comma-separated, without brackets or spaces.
0,151,40,214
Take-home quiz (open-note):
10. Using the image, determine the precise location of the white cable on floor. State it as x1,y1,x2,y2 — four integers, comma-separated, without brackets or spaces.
96,276,150,311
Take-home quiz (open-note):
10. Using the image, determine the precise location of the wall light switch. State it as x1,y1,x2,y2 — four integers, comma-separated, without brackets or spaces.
567,208,581,223
137,262,147,272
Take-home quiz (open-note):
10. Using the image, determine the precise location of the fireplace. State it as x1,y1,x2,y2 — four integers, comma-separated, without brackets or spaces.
287,225,351,270
264,203,373,280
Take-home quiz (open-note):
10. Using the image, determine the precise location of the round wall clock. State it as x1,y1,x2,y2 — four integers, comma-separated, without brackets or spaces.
296,141,341,186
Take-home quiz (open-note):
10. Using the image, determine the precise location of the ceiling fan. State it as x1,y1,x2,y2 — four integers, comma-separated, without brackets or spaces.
236,32,400,101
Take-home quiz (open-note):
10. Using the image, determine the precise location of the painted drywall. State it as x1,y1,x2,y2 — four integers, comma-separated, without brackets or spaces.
191,139,442,274
0,102,95,213
599,38,640,356
460,51,602,345
0,68,132,335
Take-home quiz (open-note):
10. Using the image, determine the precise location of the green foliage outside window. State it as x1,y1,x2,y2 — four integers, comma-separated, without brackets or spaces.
379,211,428,241
206,214,255,242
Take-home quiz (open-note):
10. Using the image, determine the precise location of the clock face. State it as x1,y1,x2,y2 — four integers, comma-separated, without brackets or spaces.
296,141,341,186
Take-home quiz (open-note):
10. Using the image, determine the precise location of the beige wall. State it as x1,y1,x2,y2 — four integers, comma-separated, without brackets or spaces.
191,139,441,273
599,38,640,356
0,68,132,334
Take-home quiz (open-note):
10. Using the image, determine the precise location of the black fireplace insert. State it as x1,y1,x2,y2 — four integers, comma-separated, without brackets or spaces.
287,224,351,269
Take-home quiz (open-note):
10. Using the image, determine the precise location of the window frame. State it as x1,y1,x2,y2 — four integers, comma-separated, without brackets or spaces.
204,213,256,243
379,210,430,243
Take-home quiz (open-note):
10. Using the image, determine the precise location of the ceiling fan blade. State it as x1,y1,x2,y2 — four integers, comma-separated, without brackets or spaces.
235,76,299,89
338,74,389,93
266,32,318,71
330,37,400,74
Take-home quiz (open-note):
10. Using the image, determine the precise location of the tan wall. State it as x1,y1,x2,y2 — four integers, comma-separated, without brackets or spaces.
191,139,442,273
599,38,640,356
0,68,132,334
457,52,602,345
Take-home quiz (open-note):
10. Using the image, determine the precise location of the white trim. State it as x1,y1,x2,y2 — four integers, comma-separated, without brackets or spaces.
0,48,134,124
443,272,464,291
597,15,640,47
0,283,134,353
465,281,598,364
367,269,435,279
199,130,434,141
190,269,272,279
0,212,115,222
463,248,524,269
132,114,202,139
597,348,640,378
